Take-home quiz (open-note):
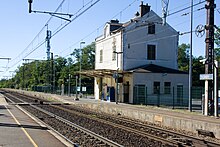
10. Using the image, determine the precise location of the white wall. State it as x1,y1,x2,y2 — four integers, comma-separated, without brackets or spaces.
95,31,122,70
133,73,188,92
132,72,189,102
123,11,178,70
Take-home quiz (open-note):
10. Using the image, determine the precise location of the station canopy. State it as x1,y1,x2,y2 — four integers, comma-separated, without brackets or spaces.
76,69,129,78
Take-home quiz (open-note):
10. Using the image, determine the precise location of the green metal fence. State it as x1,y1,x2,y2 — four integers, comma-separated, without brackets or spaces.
133,86,204,110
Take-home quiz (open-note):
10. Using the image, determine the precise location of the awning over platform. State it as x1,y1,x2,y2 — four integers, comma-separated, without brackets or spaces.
77,69,130,78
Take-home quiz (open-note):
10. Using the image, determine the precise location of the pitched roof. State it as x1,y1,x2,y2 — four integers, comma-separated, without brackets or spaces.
128,64,187,74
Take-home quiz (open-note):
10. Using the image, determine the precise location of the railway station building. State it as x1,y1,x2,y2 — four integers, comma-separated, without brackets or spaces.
82,2,189,106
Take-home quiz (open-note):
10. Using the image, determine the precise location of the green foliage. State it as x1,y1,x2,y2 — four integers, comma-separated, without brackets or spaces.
214,26,220,60
0,42,95,92
178,43,190,71
192,56,205,86
178,43,204,86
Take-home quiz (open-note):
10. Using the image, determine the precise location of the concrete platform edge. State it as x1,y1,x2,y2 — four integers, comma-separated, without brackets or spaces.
4,88,220,140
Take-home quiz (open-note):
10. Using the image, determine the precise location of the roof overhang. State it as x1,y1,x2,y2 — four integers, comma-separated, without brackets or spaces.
77,69,131,78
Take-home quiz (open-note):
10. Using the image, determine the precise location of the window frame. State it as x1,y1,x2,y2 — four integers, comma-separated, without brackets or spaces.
148,23,155,34
112,37,116,61
153,81,160,94
164,82,171,94
147,44,156,60
100,49,103,63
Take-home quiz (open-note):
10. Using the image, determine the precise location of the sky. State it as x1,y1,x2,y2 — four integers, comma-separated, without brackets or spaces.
0,0,219,79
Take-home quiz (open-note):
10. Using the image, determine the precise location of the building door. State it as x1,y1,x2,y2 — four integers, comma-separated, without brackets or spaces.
123,82,129,103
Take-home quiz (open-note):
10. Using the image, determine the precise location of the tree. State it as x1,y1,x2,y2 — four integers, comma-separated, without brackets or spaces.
71,42,95,70
0,42,95,94
214,26,220,60
71,42,95,93
178,43,190,72
192,56,205,86
178,43,204,86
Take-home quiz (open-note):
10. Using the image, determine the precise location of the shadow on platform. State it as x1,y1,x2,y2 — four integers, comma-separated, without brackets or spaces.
0,122,48,130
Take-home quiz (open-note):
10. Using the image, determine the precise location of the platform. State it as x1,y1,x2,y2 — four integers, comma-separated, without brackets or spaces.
0,94,71,147
4,89,220,140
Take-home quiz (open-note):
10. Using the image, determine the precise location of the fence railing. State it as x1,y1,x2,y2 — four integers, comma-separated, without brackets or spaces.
133,86,204,110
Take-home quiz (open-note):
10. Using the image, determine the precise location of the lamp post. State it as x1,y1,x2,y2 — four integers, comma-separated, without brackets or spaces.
113,51,123,104
76,75,78,100
68,74,71,97
189,0,193,112
53,55,59,93
79,41,85,95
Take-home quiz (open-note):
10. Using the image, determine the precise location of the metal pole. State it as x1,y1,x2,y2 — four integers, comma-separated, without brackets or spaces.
116,68,119,104
205,0,215,116
68,74,71,97
79,41,85,94
46,30,51,60
204,80,209,115
113,51,123,104
214,61,218,117
189,0,193,112
51,52,53,93
53,62,55,94
173,87,175,109
76,76,78,100
22,64,24,90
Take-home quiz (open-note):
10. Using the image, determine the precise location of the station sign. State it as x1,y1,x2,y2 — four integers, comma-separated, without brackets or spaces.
82,87,86,92
77,87,80,91
200,74,213,80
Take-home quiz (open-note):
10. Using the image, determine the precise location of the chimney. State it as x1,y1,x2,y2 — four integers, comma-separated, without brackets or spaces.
110,19,119,24
140,1,150,17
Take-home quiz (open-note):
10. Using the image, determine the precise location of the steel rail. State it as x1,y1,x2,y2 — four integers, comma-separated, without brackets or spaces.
50,105,180,146
55,104,220,147
3,92,122,147
30,104,123,147
3,90,220,147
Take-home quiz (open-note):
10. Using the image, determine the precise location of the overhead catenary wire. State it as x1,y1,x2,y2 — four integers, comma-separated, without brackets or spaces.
14,0,66,60
60,0,140,57
181,7,205,16
1,0,101,78
167,0,205,16
8,0,204,64
0,0,210,78
52,0,101,38
93,11,205,55
217,8,220,15
7,0,67,70
60,0,207,58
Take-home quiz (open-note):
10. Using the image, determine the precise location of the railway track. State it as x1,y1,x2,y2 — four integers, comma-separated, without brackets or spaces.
2,90,220,147
58,104,220,147
3,91,122,147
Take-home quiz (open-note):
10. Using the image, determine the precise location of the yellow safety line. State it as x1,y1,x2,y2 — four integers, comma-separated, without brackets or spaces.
6,106,38,147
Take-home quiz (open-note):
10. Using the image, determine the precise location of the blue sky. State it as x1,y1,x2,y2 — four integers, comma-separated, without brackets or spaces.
0,0,219,79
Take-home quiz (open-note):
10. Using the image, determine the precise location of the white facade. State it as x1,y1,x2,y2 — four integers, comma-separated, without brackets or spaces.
94,3,188,104
96,30,122,70
122,11,178,70
96,11,179,71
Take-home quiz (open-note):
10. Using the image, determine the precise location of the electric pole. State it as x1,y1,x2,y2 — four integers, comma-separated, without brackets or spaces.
204,0,216,116
51,52,54,93
46,30,52,60
161,0,169,25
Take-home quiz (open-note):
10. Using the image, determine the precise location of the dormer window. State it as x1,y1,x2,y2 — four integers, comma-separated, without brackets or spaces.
148,23,155,34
